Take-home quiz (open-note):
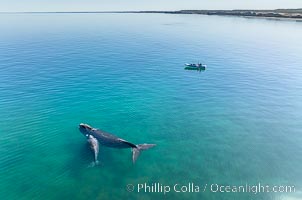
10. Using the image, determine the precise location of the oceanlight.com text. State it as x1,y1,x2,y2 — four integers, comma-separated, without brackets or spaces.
126,182,296,195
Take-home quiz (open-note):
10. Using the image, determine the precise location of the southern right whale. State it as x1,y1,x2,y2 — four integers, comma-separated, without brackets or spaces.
87,134,99,166
79,123,156,163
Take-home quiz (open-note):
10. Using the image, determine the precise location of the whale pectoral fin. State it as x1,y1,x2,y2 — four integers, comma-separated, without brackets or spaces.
132,144,156,163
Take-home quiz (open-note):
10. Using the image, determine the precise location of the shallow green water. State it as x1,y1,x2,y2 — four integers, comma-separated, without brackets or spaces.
0,13,302,200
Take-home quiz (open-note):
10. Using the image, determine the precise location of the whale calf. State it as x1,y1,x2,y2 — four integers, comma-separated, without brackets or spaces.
79,123,156,163
87,134,99,166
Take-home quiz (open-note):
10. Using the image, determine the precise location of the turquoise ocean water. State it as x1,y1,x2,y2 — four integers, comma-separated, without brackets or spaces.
0,13,302,200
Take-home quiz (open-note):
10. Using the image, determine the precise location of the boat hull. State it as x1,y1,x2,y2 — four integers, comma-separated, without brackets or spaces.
184,66,206,70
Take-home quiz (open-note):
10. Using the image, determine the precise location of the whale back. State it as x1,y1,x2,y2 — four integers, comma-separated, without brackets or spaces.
91,129,136,149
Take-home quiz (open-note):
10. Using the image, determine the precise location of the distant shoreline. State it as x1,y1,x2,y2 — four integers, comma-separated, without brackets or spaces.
135,9,302,21
2,9,302,21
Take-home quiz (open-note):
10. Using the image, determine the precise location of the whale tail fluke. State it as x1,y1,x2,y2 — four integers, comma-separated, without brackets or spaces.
132,144,156,163
88,161,100,168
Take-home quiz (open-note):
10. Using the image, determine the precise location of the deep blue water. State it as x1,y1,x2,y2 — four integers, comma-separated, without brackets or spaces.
0,13,302,200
